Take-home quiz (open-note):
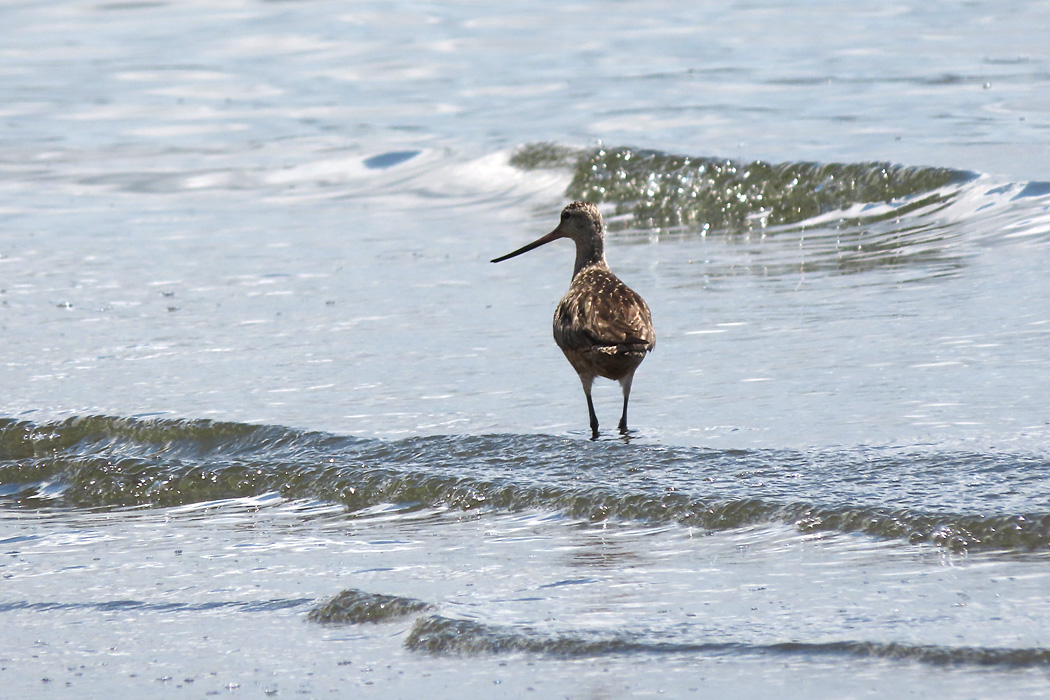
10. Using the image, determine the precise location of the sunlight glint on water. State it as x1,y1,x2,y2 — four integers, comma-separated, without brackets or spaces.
2,0,1050,697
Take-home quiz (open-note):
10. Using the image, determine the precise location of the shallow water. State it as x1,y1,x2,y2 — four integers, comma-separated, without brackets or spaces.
2,0,1050,698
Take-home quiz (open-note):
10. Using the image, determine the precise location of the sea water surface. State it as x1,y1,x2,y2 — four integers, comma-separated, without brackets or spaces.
2,1,1050,698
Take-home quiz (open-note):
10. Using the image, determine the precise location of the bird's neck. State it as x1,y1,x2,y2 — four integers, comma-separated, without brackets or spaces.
572,236,607,278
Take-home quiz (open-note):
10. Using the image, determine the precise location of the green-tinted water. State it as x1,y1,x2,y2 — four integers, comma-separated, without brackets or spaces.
2,0,1050,698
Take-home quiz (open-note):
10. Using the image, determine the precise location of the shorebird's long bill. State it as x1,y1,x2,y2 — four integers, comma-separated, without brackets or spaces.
490,229,561,263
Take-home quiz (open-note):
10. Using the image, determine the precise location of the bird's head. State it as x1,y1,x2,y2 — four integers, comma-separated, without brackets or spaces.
491,201,605,264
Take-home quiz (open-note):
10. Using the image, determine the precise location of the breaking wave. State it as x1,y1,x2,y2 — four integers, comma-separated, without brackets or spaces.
510,142,975,232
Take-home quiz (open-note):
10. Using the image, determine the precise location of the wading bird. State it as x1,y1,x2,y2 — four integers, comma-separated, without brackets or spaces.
491,201,655,439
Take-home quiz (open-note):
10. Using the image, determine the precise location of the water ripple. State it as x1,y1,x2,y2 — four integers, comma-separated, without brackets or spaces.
2,415,1049,553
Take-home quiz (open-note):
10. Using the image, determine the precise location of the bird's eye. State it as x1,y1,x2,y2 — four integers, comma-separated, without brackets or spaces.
561,211,570,222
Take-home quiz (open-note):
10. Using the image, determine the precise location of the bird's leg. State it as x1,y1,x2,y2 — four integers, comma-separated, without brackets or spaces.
617,373,635,434
587,392,599,440
580,375,599,439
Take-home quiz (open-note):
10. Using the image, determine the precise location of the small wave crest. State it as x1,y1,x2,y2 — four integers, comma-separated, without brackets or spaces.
404,614,1050,667
306,589,430,625
298,584,1050,668
3,415,1049,553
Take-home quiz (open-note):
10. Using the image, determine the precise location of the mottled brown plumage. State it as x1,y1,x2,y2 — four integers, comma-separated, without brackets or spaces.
492,201,655,439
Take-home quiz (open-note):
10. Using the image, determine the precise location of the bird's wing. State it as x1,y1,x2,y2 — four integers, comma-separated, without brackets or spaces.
554,269,655,353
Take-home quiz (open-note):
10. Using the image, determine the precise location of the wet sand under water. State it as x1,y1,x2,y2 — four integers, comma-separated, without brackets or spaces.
3,0,1050,697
